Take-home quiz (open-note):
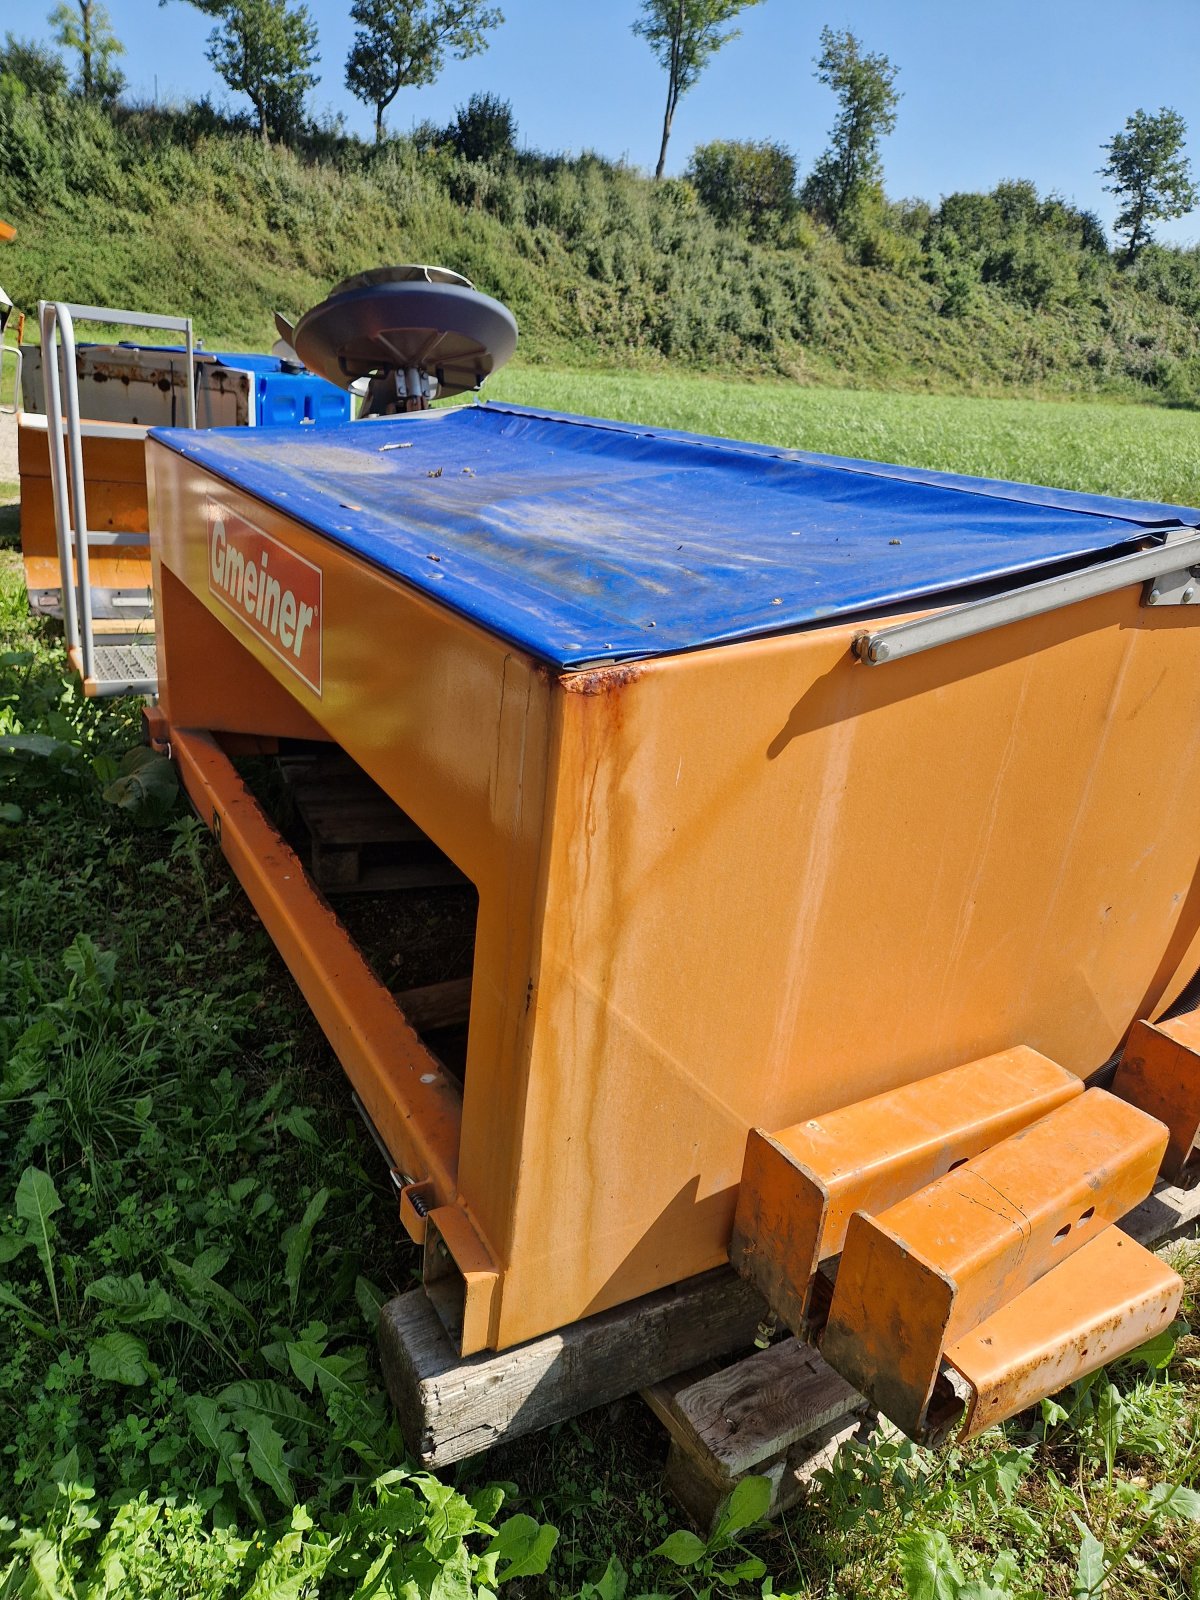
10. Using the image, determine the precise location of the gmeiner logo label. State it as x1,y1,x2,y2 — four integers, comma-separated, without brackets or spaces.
206,498,323,695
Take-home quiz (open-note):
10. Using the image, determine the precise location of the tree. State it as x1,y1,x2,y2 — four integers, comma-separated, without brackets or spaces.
687,138,796,239
1101,107,1198,265
204,0,319,145
632,0,766,181
801,26,900,231
47,1,124,101
345,0,503,145
0,33,70,98
447,91,516,164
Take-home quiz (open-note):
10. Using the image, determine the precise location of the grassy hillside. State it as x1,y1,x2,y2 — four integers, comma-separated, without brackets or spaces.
3,91,1200,403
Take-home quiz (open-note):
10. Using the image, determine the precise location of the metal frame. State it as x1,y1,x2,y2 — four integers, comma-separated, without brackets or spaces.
854,530,1200,665
0,339,21,415
38,300,196,694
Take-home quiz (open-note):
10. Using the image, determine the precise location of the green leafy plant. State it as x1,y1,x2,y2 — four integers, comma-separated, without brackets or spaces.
652,1475,770,1595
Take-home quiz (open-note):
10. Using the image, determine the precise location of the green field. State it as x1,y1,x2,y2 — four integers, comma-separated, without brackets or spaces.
480,368,1200,507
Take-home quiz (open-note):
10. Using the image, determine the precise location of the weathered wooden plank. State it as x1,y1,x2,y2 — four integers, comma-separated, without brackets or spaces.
378,1268,768,1469
395,977,473,1034
1123,1177,1200,1248
321,859,467,896
663,1412,870,1533
299,794,424,847
378,1175,1200,1499
674,1339,863,1477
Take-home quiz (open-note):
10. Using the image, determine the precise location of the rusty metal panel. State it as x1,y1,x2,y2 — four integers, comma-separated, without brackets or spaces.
820,1090,1167,1440
730,1047,1081,1338
1113,1010,1200,1181
947,1229,1182,1438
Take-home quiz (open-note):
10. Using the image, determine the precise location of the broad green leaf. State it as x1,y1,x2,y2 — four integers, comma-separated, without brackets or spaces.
15,1166,61,1324
85,1272,173,1323
723,1557,767,1584
488,1514,559,1581
712,1473,771,1539
469,1483,507,1529
186,1395,241,1473
1146,1481,1200,1522
0,1047,46,1104
1095,1380,1123,1476
62,934,116,994
0,802,21,823
216,1380,317,1435
235,1412,295,1506
1072,1528,1105,1598
0,732,81,763
1120,1327,1178,1371
286,1339,368,1401
88,1331,151,1386
354,1274,387,1331
283,1187,329,1315
101,744,178,826
897,1526,965,1600
165,1253,256,1330
0,1281,57,1340
654,1530,707,1567
592,1554,628,1600
428,1542,474,1600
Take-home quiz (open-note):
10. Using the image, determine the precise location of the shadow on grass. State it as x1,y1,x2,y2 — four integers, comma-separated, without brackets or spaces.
0,501,18,549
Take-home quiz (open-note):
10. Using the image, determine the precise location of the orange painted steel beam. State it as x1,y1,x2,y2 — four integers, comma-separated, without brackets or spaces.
821,1089,1168,1442
946,1229,1181,1439
730,1047,1081,1338
1113,1010,1200,1181
169,724,464,1210
424,1205,500,1357
0,220,14,242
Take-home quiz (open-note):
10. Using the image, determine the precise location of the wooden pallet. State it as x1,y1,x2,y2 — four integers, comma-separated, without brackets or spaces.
378,1178,1200,1528
281,752,467,894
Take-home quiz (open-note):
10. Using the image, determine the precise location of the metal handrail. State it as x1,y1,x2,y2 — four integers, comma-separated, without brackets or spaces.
0,340,21,414
37,300,195,689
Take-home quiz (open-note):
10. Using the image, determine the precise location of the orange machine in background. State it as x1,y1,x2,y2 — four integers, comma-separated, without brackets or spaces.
18,301,351,695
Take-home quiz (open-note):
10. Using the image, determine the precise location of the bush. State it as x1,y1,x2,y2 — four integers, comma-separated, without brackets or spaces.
687,138,797,241
0,33,69,99
925,178,1112,311
447,92,516,166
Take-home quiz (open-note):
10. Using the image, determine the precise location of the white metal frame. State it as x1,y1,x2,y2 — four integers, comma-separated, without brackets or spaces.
38,300,195,694
0,339,20,415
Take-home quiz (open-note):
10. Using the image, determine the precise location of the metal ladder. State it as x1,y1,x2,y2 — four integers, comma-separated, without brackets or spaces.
38,300,196,697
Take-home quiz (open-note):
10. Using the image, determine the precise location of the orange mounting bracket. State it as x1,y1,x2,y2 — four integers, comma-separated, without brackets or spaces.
730,1047,1082,1339
820,1089,1175,1442
1113,1008,1200,1183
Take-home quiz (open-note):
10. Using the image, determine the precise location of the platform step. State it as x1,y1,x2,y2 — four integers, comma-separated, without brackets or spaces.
80,641,158,697
820,1089,1173,1442
1113,1007,1200,1182
731,1046,1082,1340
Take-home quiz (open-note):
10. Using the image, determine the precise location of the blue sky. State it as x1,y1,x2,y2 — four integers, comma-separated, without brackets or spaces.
24,0,1200,244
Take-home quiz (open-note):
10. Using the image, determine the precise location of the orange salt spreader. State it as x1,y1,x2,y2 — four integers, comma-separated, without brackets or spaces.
142,273,1200,1447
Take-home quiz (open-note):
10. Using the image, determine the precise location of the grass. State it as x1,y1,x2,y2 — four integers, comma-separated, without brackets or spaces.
2,379,1200,1596
482,366,1200,507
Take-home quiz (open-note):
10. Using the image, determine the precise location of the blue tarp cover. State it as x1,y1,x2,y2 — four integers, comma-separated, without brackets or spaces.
150,402,1200,668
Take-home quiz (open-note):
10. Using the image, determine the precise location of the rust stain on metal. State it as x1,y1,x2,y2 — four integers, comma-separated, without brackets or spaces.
561,662,643,696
